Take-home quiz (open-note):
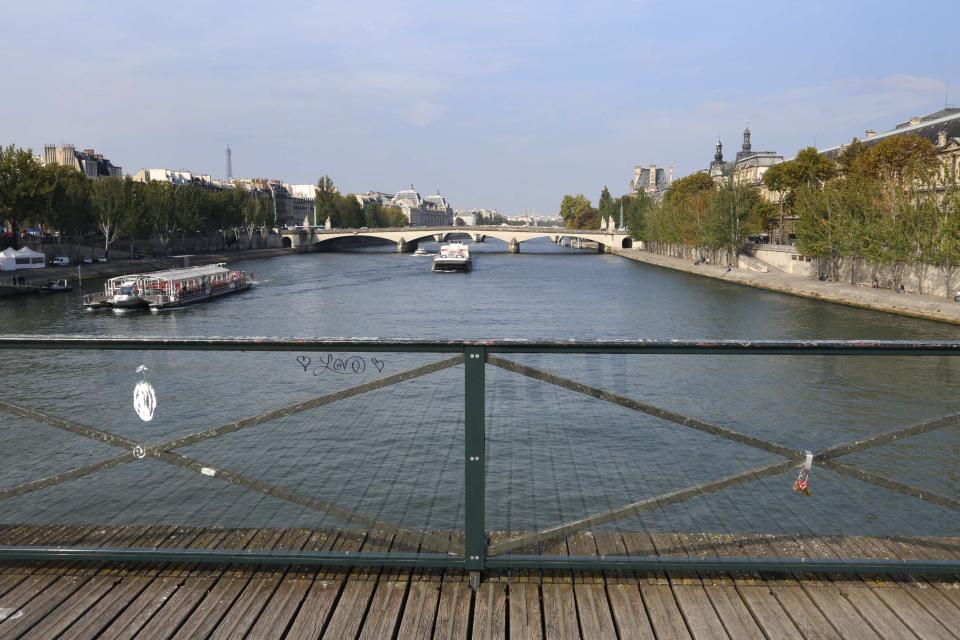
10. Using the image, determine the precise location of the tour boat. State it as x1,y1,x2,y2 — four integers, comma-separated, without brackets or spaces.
41,279,72,293
432,242,472,272
83,263,252,310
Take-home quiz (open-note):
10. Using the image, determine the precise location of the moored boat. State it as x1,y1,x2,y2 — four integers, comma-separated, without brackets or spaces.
83,263,252,310
432,242,471,272
41,279,73,293
412,247,432,256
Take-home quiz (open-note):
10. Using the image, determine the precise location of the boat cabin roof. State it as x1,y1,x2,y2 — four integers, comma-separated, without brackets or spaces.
108,263,232,285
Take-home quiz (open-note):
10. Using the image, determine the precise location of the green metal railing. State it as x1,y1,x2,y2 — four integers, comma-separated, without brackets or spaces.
1,336,959,579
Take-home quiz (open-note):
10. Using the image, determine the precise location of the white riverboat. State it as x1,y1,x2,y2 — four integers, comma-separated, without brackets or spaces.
83,263,252,310
432,242,471,272
412,247,432,256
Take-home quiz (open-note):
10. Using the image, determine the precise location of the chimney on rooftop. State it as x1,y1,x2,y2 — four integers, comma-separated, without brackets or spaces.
865,130,877,139
909,117,922,126
938,130,948,146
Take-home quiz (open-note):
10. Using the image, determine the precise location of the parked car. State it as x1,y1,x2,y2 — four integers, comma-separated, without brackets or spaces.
96,256,108,263
81,256,93,264
50,256,70,266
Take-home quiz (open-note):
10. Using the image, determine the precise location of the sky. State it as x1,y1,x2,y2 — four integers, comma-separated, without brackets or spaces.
2,0,958,215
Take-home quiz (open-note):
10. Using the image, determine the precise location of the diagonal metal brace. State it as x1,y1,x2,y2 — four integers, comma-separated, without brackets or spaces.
487,459,798,556
155,355,464,452
155,451,463,555
487,355,802,459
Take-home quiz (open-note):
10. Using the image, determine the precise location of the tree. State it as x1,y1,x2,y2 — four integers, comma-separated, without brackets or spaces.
315,176,338,227
622,191,654,240
572,206,600,230
856,134,938,187
662,172,714,208
39,163,92,242
762,162,791,243
0,145,45,241
706,182,770,266
559,194,591,228
787,147,837,187
454,216,465,226
91,177,132,258
598,186,618,227
763,148,835,243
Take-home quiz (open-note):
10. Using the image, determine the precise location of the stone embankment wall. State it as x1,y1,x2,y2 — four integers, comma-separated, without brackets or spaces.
645,241,958,299
642,241,728,265
16,231,283,261
829,256,957,298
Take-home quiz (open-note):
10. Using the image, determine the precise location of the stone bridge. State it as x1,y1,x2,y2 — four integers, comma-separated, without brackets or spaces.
279,226,634,253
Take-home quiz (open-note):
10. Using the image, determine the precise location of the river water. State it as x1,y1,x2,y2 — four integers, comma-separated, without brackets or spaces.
1,238,958,549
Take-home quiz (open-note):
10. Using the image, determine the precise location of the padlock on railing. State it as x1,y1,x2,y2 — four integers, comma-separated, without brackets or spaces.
793,450,813,496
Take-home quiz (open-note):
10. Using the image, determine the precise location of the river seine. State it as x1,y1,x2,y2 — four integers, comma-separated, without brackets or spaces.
2,239,958,546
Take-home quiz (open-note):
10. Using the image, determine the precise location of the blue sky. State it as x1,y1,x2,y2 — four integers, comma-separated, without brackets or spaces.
2,0,957,214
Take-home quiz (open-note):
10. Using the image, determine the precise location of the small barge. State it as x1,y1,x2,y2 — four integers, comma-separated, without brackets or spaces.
432,242,472,272
83,263,252,310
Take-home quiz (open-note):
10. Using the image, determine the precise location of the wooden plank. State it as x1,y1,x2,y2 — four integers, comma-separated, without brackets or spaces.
358,530,413,640
593,532,656,640
432,581,471,640
169,528,290,640
674,532,764,640
304,529,373,640
538,534,579,640
56,526,183,640
621,532,691,639
396,581,441,640
12,526,166,640
0,525,83,597
206,527,313,640
651,532,730,640
0,524,133,639
122,528,237,640
432,532,470,640
242,528,341,640
567,532,617,640
818,535,917,640
90,525,214,640
508,583,542,640
872,584,957,640
472,582,506,640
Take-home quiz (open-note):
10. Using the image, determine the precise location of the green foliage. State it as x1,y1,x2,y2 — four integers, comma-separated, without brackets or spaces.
622,191,654,239
559,194,591,228
662,172,714,208
598,186,618,226
855,135,938,187
0,144,46,235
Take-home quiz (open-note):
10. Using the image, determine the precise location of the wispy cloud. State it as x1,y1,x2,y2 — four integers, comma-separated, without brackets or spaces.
404,100,446,127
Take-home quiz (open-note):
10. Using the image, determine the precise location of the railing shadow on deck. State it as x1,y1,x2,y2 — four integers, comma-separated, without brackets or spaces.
1,336,959,583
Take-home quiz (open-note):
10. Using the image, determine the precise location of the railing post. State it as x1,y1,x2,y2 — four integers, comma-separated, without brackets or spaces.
464,345,486,587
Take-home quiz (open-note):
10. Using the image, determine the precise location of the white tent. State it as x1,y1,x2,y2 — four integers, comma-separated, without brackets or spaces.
0,247,17,271
14,246,46,269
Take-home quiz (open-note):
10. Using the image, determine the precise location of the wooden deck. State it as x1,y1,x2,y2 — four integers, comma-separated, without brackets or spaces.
0,525,959,639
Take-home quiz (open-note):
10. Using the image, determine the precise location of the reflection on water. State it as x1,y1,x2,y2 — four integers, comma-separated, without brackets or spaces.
1,239,958,538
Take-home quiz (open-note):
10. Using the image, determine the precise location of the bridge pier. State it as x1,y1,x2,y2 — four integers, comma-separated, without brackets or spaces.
433,234,445,242
396,239,416,253
508,239,520,254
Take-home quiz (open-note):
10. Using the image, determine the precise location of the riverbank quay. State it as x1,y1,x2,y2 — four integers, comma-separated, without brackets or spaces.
615,248,960,326
1,524,959,639
0,247,293,295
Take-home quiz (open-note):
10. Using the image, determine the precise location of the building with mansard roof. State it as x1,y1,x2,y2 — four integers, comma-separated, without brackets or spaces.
390,186,453,226
819,108,960,190
706,127,783,202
